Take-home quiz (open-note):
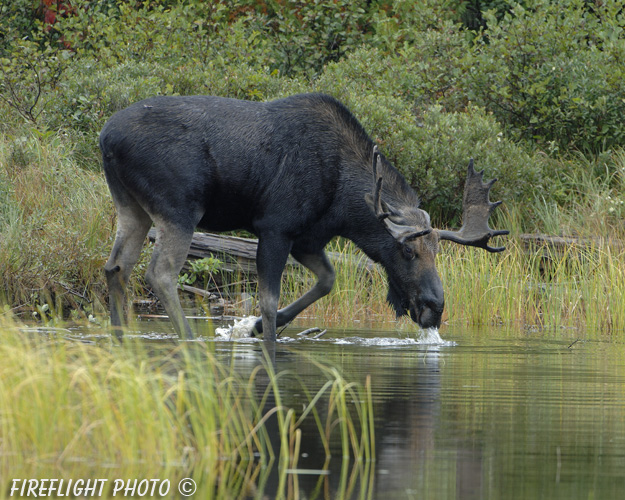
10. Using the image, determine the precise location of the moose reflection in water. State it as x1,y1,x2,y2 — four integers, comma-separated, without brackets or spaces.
231,339,482,499
101,93,508,340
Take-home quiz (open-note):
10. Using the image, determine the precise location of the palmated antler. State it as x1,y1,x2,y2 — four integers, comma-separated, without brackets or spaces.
437,159,509,252
365,146,432,243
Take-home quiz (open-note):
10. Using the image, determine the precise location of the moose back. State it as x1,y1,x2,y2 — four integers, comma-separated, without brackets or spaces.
101,93,508,340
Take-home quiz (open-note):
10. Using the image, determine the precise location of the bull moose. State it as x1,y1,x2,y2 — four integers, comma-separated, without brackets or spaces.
101,93,508,341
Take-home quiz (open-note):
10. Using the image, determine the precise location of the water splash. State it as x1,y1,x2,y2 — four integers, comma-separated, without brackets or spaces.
215,316,257,340
213,320,455,346
417,327,454,345
334,327,455,347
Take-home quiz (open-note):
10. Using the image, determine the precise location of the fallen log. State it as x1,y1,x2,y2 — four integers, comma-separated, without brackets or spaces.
148,228,261,275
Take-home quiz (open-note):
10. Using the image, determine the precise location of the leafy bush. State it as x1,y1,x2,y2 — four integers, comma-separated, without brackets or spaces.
0,0,40,52
179,257,223,288
245,0,372,76
50,57,297,136
465,0,625,153
318,23,468,111
444,0,514,31
0,30,72,125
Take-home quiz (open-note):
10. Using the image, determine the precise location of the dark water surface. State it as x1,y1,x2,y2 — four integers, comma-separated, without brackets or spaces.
204,322,625,499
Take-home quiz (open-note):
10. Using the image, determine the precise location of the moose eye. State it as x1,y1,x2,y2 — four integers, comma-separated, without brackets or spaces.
402,244,416,260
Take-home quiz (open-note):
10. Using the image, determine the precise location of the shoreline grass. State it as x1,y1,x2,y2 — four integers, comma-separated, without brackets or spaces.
437,237,625,334
0,316,375,498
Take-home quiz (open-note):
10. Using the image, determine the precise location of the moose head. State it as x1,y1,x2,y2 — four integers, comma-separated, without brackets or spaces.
365,146,509,329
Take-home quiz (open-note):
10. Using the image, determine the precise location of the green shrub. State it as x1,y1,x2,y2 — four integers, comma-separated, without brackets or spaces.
246,0,372,76
50,57,297,136
465,0,625,153
0,0,40,52
318,24,469,112
0,33,72,125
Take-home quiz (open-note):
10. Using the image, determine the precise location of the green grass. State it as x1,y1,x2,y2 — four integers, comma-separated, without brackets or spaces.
438,236,625,334
0,126,113,318
0,316,375,498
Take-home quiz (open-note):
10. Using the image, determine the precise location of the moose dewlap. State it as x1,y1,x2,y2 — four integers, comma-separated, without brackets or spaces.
100,93,508,341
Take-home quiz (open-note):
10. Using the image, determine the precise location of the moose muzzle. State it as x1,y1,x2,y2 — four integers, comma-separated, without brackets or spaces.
411,275,445,329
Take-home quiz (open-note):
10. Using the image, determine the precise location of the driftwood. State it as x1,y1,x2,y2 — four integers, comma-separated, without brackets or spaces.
148,228,261,275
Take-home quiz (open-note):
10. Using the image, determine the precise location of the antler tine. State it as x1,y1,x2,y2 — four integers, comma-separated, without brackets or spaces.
365,145,432,243
438,159,509,252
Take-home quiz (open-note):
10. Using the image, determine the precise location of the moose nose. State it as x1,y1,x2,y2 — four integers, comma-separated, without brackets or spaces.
415,294,444,329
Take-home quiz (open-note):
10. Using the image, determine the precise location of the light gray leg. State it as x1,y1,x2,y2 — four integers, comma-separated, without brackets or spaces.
254,249,335,335
145,220,195,339
104,202,152,339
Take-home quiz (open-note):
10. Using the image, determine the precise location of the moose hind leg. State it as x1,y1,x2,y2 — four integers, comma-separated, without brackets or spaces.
145,221,195,339
104,204,152,338
254,249,335,335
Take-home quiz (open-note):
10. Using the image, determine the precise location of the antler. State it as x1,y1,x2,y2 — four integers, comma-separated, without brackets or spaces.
369,146,391,220
437,159,509,252
365,146,432,243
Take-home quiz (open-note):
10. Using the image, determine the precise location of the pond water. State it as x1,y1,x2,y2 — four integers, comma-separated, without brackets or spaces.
162,320,625,499
7,320,625,499
235,324,625,499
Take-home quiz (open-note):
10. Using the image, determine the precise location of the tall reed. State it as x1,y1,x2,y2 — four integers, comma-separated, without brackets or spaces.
0,316,375,498
438,236,625,334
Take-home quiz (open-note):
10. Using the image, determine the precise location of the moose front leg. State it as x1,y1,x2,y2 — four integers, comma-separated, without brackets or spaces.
254,249,335,336
255,235,293,342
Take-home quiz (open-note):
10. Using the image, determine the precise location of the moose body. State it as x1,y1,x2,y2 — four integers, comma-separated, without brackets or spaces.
102,93,507,340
